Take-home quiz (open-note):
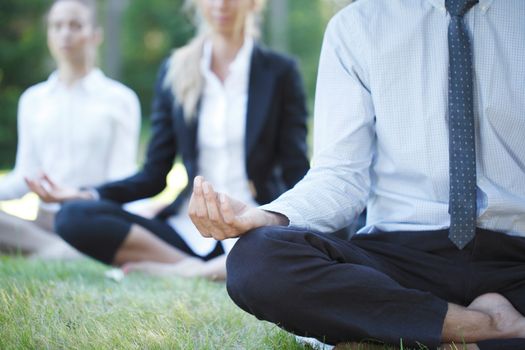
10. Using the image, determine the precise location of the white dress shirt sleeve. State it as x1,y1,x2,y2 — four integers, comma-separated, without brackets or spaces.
261,14,374,233
104,89,141,181
0,90,40,200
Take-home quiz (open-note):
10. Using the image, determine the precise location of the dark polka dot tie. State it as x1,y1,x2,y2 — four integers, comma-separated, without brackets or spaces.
446,0,478,249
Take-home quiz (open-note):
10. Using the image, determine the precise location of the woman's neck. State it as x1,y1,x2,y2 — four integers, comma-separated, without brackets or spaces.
57,61,94,87
210,33,246,82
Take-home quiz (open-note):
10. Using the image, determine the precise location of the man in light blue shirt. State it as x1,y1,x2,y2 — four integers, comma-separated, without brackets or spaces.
188,0,525,348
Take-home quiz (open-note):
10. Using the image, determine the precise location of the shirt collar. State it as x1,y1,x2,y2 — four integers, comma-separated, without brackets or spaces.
229,38,254,75
44,68,105,94
427,0,495,15
80,68,105,93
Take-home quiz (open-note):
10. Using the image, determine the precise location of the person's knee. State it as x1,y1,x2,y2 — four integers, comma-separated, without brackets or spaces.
226,226,292,311
55,200,98,245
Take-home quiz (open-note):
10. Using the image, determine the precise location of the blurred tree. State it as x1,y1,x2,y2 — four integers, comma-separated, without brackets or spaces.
268,0,289,52
0,0,50,168
103,0,128,79
0,0,353,169
119,0,194,119
276,0,326,112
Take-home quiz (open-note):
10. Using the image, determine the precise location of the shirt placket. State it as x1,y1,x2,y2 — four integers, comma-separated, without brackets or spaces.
64,87,76,183
216,85,228,192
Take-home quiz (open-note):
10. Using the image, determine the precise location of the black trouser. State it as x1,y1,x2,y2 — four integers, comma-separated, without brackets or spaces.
55,199,223,264
226,227,525,349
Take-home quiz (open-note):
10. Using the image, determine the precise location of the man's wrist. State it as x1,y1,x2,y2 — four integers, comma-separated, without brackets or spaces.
79,188,99,200
263,210,289,226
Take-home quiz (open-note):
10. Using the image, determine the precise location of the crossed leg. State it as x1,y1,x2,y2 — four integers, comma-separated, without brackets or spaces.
0,210,80,259
55,199,225,280
226,227,525,349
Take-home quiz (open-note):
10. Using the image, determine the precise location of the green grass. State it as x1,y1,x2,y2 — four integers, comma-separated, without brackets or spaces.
0,167,425,350
0,258,446,350
0,257,309,350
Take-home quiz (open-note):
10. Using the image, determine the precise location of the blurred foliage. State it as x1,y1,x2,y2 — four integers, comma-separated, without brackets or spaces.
266,0,324,113
119,0,195,120
0,0,50,168
0,0,352,168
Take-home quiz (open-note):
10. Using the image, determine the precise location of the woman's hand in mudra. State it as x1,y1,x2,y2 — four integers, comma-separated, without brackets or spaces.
25,173,94,203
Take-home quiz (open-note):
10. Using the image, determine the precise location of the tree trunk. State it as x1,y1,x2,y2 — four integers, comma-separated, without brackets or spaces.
268,0,289,52
103,0,128,79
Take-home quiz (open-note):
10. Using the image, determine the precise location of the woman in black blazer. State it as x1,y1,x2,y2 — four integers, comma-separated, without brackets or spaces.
27,0,309,279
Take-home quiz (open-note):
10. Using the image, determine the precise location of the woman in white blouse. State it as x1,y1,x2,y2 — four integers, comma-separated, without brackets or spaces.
0,0,140,258
27,0,309,279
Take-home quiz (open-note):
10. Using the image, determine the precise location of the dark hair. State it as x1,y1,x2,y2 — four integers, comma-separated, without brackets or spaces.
47,0,99,27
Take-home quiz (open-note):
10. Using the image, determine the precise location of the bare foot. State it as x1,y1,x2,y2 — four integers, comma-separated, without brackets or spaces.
123,257,206,278
468,293,525,338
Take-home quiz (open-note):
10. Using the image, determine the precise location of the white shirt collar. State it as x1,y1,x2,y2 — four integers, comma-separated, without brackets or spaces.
427,0,494,14
45,68,106,94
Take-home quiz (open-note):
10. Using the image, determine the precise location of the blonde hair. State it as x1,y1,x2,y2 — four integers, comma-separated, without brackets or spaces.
164,0,266,121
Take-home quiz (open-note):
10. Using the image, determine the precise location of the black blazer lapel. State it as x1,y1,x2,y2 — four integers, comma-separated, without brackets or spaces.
245,46,275,157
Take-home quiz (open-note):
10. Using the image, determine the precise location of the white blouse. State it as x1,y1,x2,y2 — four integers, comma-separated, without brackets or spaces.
169,39,257,257
0,69,141,211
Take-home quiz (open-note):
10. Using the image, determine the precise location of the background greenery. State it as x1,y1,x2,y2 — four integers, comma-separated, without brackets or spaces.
0,0,50,168
0,0,352,169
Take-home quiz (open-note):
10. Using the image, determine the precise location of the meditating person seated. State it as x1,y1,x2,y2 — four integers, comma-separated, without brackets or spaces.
0,0,140,259
27,0,310,280
186,0,525,349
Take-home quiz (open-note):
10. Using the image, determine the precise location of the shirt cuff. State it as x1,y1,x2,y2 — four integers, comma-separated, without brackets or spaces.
80,187,100,200
259,201,309,230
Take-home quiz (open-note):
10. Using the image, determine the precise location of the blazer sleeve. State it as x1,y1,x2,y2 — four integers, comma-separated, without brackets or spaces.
96,62,177,203
277,59,310,188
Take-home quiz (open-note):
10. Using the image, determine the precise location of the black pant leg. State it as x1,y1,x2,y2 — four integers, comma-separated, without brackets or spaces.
226,226,451,347
56,199,196,264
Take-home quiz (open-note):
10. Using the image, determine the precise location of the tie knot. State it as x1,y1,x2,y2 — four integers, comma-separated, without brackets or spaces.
445,0,479,17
